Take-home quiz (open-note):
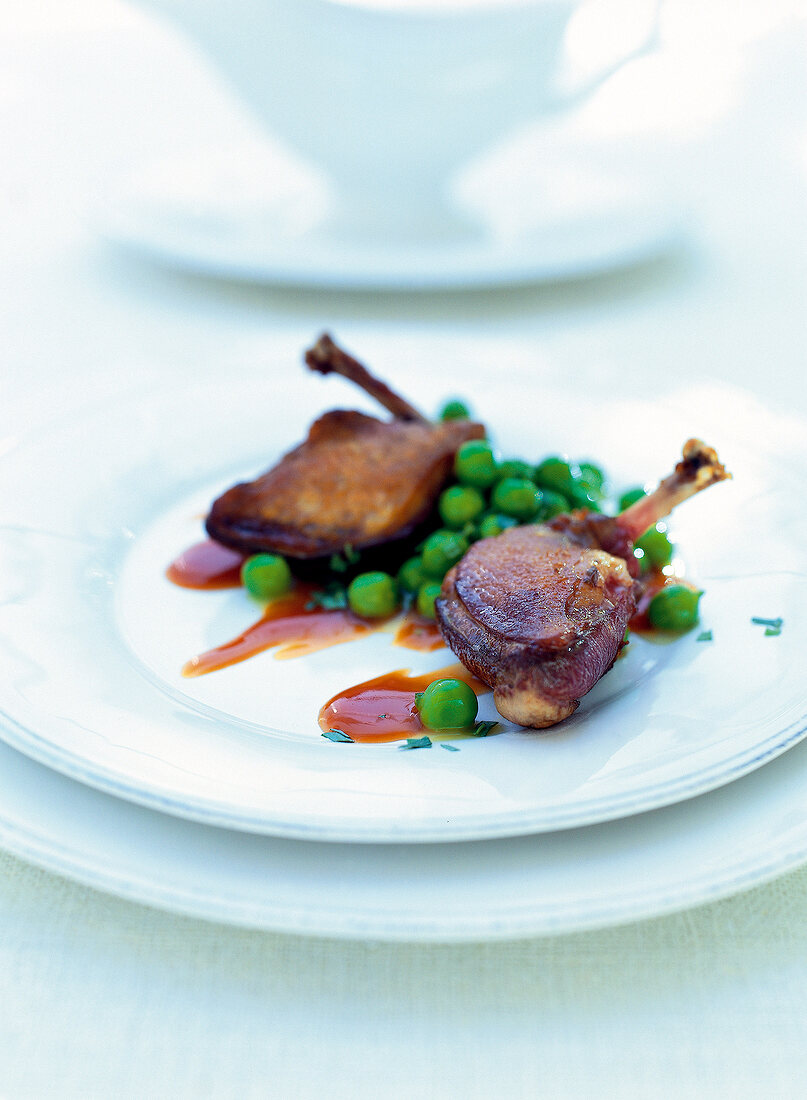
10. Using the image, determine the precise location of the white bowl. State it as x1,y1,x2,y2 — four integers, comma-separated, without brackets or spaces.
134,0,657,240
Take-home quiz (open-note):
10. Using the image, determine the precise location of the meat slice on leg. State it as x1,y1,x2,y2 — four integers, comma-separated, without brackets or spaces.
436,439,730,729
438,526,635,727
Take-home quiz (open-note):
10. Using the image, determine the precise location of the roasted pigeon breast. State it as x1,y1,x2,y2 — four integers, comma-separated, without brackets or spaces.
206,410,484,559
437,525,636,728
437,438,730,729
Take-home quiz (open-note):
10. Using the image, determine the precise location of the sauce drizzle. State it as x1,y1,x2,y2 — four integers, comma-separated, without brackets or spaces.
183,584,374,676
169,539,454,676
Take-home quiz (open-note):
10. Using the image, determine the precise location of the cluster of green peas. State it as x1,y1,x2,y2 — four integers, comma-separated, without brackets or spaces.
343,398,620,623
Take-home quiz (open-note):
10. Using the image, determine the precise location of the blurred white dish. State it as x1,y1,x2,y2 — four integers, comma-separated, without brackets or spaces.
0,365,804,842
102,143,682,288
129,0,658,243
4,727,807,940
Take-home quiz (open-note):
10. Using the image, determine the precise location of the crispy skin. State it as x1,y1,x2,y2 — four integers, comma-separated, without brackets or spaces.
437,525,635,728
206,410,484,558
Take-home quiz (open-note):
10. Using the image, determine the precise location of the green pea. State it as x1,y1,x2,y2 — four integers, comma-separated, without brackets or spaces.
241,554,292,599
578,461,606,496
497,459,534,482
416,581,443,620
634,524,673,572
397,556,426,594
537,489,570,519
454,440,498,489
619,486,646,511
438,485,485,529
565,481,602,512
420,529,469,579
533,456,578,494
416,678,478,730
491,478,541,521
439,399,471,421
648,584,702,631
534,456,602,511
478,512,520,539
346,571,399,619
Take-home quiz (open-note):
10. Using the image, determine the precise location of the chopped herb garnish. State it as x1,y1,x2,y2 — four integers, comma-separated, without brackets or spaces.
322,728,354,743
470,721,498,737
400,736,432,750
328,544,361,574
305,583,348,611
696,630,713,642
377,713,390,720
752,616,783,636
440,743,460,752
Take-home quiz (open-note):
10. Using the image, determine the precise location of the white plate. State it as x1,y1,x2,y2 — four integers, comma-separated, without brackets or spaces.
0,368,805,842
5,726,807,941
100,145,683,290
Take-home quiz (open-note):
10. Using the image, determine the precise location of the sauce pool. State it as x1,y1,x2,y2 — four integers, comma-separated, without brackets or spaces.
319,663,488,743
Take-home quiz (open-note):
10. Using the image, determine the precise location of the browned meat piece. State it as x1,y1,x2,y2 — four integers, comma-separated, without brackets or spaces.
205,334,484,558
206,410,483,558
437,439,730,728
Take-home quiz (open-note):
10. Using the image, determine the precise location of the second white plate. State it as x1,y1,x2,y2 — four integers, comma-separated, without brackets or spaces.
101,144,682,290
0,366,804,842
4,724,807,941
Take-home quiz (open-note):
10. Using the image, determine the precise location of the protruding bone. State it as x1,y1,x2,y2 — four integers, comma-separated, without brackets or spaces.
617,438,730,542
304,333,428,422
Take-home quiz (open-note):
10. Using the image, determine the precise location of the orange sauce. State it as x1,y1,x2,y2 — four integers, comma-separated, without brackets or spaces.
319,663,488,744
393,611,446,652
168,537,452,676
182,584,375,676
167,539,245,590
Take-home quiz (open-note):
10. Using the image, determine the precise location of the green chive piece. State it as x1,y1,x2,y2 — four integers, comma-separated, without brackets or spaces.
322,729,354,743
305,583,348,611
471,721,498,737
696,630,713,642
440,743,460,752
752,616,783,630
400,736,432,750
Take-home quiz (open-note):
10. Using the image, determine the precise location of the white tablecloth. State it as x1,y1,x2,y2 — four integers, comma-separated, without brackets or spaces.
2,2,806,1095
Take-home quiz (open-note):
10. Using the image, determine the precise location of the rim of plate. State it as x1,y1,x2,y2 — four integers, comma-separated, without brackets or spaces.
0,704,806,844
